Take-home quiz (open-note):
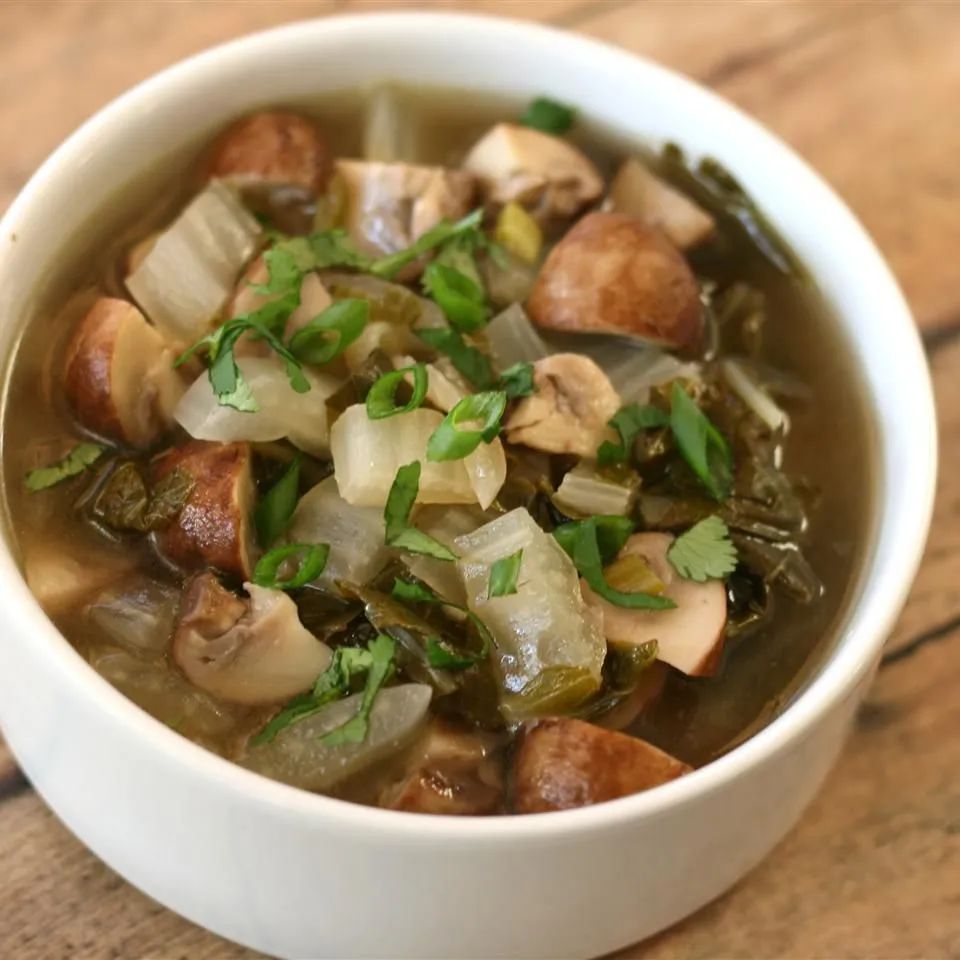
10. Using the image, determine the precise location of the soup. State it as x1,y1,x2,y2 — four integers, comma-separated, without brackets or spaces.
2,88,872,815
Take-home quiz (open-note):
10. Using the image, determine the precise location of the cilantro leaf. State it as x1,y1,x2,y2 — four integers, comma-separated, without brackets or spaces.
669,382,733,500
384,462,458,561
25,442,107,492
321,634,396,745
415,326,495,390
488,549,523,598
666,516,738,582
497,361,536,399
520,97,576,135
597,403,670,467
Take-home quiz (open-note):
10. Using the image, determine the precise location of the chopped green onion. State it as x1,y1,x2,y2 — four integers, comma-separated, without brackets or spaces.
288,298,369,366
415,326,495,389
393,578,492,667
25,442,107,492
369,209,484,280
255,453,301,548
667,516,738,582
384,462,458,561
421,262,489,332
365,363,429,420
597,403,669,467
426,391,507,462
520,96,576,135
322,634,396,745
669,382,733,500
253,542,330,590
554,517,676,610
497,361,536,399
488,549,523,598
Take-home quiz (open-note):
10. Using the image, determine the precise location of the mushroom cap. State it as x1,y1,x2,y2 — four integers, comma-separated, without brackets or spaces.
150,440,257,579
527,211,704,350
208,111,330,193
504,353,621,458
64,297,185,448
581,532,728,677
512,717,692,813
462,123,602,221
172,573,332,705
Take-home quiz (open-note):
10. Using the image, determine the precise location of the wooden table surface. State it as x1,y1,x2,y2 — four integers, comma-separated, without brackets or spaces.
1,1,958,957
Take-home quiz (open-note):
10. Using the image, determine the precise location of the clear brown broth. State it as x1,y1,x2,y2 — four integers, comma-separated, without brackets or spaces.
0,87,876,795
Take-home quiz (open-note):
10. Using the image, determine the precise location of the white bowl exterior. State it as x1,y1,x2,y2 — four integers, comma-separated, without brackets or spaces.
0,14,936,959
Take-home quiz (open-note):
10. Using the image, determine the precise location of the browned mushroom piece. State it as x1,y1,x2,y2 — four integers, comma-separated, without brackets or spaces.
527,211,704,351
63,297,186,449
172,572,332,705
512,717,692,813
380,719,504,815
150,440,257,579
207,111,330,194
580,532,728,677
504,353,621,458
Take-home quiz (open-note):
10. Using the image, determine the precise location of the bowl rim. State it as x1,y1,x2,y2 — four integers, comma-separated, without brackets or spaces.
0,10,937,841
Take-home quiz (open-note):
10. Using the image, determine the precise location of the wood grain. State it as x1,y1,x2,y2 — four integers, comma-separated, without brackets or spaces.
0,1,957,957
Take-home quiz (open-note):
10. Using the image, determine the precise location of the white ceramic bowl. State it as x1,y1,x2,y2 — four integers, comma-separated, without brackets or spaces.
0,13,936,960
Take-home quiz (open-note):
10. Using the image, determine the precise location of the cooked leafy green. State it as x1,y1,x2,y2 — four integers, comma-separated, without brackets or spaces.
92,462,193,533
26,442,106,492
597,403,670,467
667,516,738,582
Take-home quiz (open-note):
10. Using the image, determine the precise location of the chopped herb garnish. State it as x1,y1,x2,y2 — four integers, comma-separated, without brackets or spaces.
253,542,330,590
415,326,495,389
288,298,369,365
421,262,489,332
597,403,670,467
365,363,428,420
497,361,536,399
434,232,484,290
255,452,301,548
520,96,576,135
488,549,523,598
384,462,458,561
554,517,676,610
669,382,733,500
369,209,484,280
251,638,389,745
393,578,493,668
426,391,507,462
25,442,106,491
322,633,396,745
667,516,738,582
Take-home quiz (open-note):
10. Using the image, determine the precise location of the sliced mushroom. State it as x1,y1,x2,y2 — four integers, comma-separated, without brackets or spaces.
462,123,602,221
581,532,727,677
380,719,504,815
608,158,715,250
504,353,621,457
207,111,330,194
527,211,704,350
512,717,691,813
63,297,186,448
172,572,332,705
150,441,256,579
335,159,475,258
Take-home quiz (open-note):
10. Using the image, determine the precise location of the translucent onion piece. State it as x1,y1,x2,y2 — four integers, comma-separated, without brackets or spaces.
322,271,445,328
86,577,179,656
722,358,789,434
553,461,637,518
394,354,466,413
485,302,549,372
455,508,606,721
404,505,487,607
343,321,421,373
126,180,261,341
244,683,432,790
464,436,507,511
595,345,701,406
330,404,476,507
288,476,391,593
175,356,341,456
364,85,419,163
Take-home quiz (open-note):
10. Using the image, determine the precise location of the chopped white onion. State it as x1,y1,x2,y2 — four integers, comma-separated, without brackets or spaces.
454,509,606,721
288,476,391,593
331,405,475,507
244,683,432,790
175,356,341,456
485,302,549,371
464,437,507,511
553,461,637,517
126,180,261,342
722,358,789,433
